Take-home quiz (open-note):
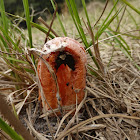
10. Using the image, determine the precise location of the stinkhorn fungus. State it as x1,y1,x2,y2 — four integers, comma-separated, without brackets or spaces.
37,37,87,115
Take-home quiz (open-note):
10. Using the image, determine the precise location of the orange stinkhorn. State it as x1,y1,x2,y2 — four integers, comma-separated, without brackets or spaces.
37,37,87,114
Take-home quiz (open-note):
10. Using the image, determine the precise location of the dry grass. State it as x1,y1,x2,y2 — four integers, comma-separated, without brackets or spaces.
0,0,140,140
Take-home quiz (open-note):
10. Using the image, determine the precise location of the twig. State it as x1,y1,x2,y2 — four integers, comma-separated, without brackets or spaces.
33,8,48,16
38,17,59,37
87,22,104,74
0,50,23,55
86,29,140,51
45,4,58,42
94,0,109,27
76,0,109,41
116,5,127,32
0,80,28,85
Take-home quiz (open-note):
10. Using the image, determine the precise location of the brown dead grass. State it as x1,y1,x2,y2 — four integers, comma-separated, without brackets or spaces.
1,34,140,140
0,0,140,140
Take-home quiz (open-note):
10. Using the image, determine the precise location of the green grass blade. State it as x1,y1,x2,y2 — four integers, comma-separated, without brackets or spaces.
99,6,124,37
87,64,98,77
108,27,130,50
89,6,124,47
89,0,120,46
56,13,67,36
24,68,35,73
105,29,140,39
22,0,33,48
0,33,9,51
50,0,67,36
31,22,55,38
0,26,21,52
108,32,140,71
126,8,139,30
121,0,140,15
107,31,140,70
12,25,26,40
106,31,132,60
113,0,120,29
65,0,99,69
98,0,119,33
69,0,89,47
81,0,92,30
3,56,29,64
65,0,82,37
81,0,101,69
0,117,24,140
117,35,130,50
5,12,55,39
105,31,140,69
0,0,8,33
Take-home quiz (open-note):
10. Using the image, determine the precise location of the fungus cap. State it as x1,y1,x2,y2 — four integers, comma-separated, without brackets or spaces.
37,37,87,115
